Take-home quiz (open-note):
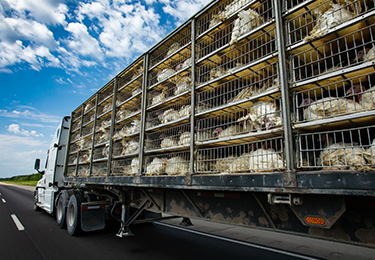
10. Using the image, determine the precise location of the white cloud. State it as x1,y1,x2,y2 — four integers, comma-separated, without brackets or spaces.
7,123,44,137
162,0,211,24
0,106,61,123
0,134,46,147
64,22,104,60
2,0,68,26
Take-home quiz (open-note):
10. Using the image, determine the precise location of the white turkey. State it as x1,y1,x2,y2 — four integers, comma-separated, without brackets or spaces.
116,107,132,121
127,119,140,134
237,101,281,132
210,67,226,80
209,14,221,29
196,154,213,173
131,66,143,80
159,108,180,124
166,43,181,57
355,47,375,63
174,77,191,95
145,158,168,175
102,102,113,113
79,151,91,164
152,87,169,105
179,105,191,119
157,68,176,82
165,156,190,175
213,124,243,139
102,143,110,158
301,95,363,121
160,134,179,148
218,0,248,21
230,9,264,45
121,139,139,155
215,155,236,173
318,135,369,171
346,84,375,110
248,147,284,172
304,3,356,42
132,85,142,96
364,139,375,165
131,157,139,175
178,131,191,146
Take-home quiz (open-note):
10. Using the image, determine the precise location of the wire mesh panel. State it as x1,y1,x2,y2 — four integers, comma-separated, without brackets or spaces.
117,78,143,105
92,162,108,176
145,123,191,151
66,165,77,177
77,164,90,177
98,83,114,104
112,136,139,157
115,96,141,122
112,118,140,140
147,73,192,108
81,123,94,137
82,109,95,126
197,98,282,142
74,136,92,152
197,27,276,85
294,72,375,123
95,114,111,146
93,144,110,161
144,151,190,176
68,154,78,165
146,97,191,129
84,98,96,114
197,137,285,174
71,120,81,133
197,0,273,59
71,107,82,122
111,157,139,176
197,62,279,113
282,0,308,12
297,125,375,170
290,25,375,83
286,0,372,46
97,98,113,117
77,150,91,164
149,25,192,69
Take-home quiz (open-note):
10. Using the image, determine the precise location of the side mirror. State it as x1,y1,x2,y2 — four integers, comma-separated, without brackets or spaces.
34,158,40,171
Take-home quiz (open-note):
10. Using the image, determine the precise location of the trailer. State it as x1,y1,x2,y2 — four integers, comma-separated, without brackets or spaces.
34,0,375,247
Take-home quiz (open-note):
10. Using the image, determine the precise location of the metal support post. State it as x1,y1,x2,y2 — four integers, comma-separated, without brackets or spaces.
274,0,296,187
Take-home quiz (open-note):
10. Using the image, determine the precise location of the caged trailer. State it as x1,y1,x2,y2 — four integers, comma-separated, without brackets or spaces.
34,0,375,247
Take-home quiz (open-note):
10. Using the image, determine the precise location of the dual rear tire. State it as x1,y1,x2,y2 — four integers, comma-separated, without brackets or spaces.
56,191,82,236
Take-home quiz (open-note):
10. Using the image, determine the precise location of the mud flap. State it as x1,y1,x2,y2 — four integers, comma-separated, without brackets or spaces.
81,202,107,232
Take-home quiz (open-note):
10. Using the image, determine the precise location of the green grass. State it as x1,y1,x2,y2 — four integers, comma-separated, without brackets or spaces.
1,180,39,186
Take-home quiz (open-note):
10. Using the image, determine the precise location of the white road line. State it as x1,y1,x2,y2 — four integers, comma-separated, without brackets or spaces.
155,222,319,260
11,214,25,231
1,198,6,203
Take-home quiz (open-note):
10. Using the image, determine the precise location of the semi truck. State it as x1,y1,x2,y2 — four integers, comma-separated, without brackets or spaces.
34,0,375,247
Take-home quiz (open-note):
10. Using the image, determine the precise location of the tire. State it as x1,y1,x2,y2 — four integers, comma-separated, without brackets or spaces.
56,191,68,228
33,190,41,211
66,193,83,236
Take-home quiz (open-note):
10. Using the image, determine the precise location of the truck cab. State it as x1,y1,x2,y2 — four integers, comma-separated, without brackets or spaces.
34,116,70,213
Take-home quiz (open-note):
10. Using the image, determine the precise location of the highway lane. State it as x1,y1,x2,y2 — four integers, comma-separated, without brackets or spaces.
0,183,316,260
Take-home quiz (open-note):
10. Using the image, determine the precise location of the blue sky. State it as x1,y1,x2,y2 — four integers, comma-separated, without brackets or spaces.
0,0,210,178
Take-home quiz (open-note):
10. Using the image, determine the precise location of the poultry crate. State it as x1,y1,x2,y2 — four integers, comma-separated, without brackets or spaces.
147,72,192,109
111,157,139,176
144,151,191,176
196,97,282,143
196,0,274,59
145,123,191,152
112,136,140,158
196,137,285,174
82,109,95,126
84,97,96,114
94,115,111,146
145,97,191,130
285,0,370,46
112,118,140,141
92,161,108,177
294,71,375,124
289,16,375,87
296,125,375,170
77,164,90,177
92,144,110,162
196,61,280,114
196,26,277,87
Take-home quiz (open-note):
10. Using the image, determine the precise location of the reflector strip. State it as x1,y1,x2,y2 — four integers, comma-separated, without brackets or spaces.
305,216,326,226
81,205,105,210
11,214,25,231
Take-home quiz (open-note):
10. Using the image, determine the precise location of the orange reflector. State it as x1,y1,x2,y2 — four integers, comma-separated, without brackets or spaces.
305,216,326,226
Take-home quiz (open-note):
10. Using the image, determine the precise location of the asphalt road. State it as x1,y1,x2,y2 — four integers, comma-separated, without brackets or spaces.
0,183,318,260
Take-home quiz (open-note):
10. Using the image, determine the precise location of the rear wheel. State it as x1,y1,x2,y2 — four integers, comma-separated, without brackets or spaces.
56,191,68,228
66,193,83,236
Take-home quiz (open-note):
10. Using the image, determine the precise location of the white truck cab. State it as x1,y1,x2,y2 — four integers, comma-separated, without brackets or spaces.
34,116,70,213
